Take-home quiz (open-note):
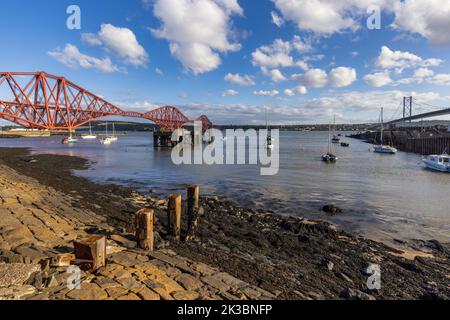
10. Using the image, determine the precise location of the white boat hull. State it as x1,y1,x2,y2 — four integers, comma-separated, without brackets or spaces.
373,145,397,154
100,138,113,145
82,135,97,139
423,155,450,172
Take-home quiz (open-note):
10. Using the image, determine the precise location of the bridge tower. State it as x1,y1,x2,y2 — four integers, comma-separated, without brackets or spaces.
403,96,413,125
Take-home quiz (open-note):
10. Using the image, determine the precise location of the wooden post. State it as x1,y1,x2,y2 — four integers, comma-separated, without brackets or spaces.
186,185,203,241
168,194,181,240
73,235,106,271
135,208,154,251
187,185,200,231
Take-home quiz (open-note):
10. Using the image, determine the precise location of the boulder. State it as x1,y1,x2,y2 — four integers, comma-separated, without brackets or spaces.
322,205,343,215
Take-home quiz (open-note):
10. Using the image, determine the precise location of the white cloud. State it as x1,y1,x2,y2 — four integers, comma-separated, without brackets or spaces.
292,69,328,88
428,74,450,86
393,0,450,46
297,86,308,95
222,89,239,96
414,68,434,78
376,46,442,72
303,90,445,116
271,11,284,28
174,90,449,125
151,0,242,74
263,68,287,83
292,67,356,89
251,35,311,70
155,68,164,76
82,24,148,67
272,0,387,34
363,71,393,87
253,90,280,97
284,89,295,96
224,73,255,86
328,67,357,88
284,86,307,96
48,44,121,73
272,1,450,46
81,33,102,46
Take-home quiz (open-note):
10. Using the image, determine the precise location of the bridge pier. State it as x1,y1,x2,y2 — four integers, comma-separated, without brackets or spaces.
153,131,176,148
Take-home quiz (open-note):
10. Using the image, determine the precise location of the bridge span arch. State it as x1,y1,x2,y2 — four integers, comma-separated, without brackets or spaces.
0,72,212,132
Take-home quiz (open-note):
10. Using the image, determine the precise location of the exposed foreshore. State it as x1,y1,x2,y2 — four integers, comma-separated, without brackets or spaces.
0,147,449,300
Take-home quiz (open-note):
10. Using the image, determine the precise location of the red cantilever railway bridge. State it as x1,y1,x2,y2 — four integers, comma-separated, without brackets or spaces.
0,72,212,132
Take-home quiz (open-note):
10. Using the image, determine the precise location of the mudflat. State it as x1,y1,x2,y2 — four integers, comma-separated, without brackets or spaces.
0,148,448,300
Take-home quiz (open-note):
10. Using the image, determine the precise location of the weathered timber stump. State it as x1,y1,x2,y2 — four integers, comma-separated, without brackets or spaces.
186,185,203,241
135,208,154,251
168,194,182,241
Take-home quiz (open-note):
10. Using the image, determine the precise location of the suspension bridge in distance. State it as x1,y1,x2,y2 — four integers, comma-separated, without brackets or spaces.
386,96,450,125
352,96,450,155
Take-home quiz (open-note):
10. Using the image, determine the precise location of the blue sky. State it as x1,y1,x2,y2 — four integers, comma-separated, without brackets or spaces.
1,0,450,125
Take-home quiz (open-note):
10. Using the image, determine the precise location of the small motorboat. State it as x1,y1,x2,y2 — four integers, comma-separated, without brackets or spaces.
340,142,350,147
423,154,450,172
322,153,338,162
62,136,78,144
332,135,340,143
373,145,397,154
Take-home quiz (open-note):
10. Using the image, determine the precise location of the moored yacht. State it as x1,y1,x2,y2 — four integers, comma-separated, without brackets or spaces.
331,115,340,143
373,107,397,154
82,122,97,139
322,123,338,162
265,107,274,150
423,154,450,172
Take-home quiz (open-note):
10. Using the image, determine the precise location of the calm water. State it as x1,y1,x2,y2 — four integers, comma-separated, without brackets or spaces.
1,131,449,243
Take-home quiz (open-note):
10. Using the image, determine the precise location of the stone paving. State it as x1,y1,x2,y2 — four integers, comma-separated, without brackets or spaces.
0,164,276,300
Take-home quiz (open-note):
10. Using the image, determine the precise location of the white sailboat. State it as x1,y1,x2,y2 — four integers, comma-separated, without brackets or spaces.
100,121,114,145
322,123,338,162
109,123,118,142
265,107,274,150
82,122,97,139
331,115,340,143
373,108,397,154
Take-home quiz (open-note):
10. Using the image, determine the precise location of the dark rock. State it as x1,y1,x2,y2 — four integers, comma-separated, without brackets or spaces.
426,240,445,253
25,271,44,288
322,205,343,215
321,258,334,271
340,288,376,300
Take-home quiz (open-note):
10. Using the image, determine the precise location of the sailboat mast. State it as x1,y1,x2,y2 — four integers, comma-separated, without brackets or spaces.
265,106,268,130
380,108,384,145
328,123,331,154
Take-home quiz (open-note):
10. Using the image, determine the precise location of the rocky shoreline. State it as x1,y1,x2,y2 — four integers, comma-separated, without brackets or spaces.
0,147,449,300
